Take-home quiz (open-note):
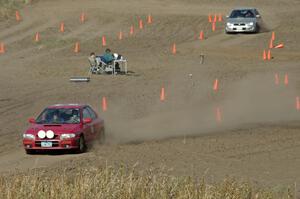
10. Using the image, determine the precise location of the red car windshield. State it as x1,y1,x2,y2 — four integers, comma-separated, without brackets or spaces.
36,108,80,124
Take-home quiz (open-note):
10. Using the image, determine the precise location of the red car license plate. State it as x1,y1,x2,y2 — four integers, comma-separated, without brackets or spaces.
41,141,52,147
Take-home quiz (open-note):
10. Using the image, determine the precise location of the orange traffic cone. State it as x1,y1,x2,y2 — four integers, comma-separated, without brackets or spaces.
284,74,289,86
263,50,267,60
274,73,279,85
208,14,212,23
199,31,204,40
102,97,107,112
271,31,275,41
267,49,271,60
80,12,85,23
60,22,65,33
147,14,153,24
0,43,5,54
212,22,216,32
218,14,223,22
139,19,143,29
172,43,176,54
35,32,40,42
213,14,217,23
274,43,284,48
213,78,219,91
118,31,123,40
102,36,106,46
215,107,222,123
15,11,21,21
160,87,165,101
296,96,300,111
74,42,80,53
130,25,134,35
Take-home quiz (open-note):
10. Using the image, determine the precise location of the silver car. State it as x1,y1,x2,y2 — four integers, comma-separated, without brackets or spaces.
225,8,261,33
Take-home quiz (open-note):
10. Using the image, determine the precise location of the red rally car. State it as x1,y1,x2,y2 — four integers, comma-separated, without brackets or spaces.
23,104,105,154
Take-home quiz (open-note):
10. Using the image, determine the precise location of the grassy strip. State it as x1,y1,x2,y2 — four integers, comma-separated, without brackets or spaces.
0,166,294,199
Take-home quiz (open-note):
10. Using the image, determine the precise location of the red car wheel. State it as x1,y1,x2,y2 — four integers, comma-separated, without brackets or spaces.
77,135,87,153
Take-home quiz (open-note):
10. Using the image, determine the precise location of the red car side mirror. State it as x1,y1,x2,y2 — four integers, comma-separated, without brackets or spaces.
83,118,92,124
28,118,36,123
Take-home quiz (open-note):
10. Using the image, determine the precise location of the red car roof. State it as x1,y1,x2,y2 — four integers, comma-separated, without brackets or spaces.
47,104,86,109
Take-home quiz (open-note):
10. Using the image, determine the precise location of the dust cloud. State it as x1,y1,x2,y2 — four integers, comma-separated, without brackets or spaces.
104,73,299,144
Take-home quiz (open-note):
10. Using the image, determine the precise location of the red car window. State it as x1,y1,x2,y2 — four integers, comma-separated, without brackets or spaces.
36,108,80,124
86,106,97,119
82,108,92,119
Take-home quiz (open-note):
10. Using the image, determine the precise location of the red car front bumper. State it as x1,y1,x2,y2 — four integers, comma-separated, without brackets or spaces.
23,138,80,150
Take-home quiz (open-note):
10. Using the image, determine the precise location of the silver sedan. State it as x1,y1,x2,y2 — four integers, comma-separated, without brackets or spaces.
225,8,262,33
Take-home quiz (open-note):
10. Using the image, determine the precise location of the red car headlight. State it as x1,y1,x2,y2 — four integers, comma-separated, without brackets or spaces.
46,130,55,139
23,134,35,140
37,130,46,139
60,133,76,140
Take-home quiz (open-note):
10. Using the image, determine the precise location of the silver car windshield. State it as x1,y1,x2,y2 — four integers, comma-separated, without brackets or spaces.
36,108,80,124
230,10,255,18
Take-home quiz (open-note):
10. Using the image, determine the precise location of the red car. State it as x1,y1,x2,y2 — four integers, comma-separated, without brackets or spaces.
23,104,105,154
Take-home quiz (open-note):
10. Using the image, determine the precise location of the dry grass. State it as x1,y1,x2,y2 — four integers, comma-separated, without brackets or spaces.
0,166,294,199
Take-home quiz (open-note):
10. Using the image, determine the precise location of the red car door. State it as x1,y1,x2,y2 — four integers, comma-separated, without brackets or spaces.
86,106,101,140
82,107,93,142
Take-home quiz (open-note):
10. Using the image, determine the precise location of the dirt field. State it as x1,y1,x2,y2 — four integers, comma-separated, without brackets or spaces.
0,0,299,192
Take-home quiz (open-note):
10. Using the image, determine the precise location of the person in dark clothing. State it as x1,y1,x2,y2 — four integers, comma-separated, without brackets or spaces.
102,48,114,64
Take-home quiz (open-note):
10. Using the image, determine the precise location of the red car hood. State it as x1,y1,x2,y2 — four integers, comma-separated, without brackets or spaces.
27,124,81,135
